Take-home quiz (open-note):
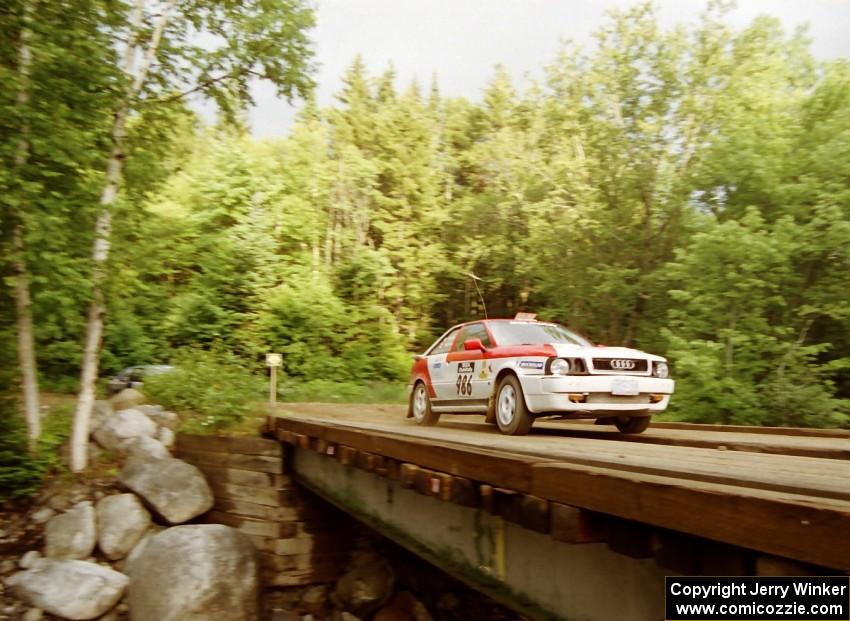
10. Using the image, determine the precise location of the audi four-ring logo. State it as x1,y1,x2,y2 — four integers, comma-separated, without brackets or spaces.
611,359,636,370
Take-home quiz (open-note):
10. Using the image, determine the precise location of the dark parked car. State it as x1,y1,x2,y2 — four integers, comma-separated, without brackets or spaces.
107,365,175,396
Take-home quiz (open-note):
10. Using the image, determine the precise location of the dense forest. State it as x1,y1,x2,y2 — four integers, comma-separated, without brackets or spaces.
2,0,849,477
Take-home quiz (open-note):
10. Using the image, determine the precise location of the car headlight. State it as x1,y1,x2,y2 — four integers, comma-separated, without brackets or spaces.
550,358,571,375
654,362,669,378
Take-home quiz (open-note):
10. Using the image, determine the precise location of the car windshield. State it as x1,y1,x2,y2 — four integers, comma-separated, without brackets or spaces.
488,321,592,347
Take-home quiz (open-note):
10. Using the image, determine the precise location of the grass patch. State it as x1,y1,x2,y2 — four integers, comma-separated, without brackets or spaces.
280,379,407,404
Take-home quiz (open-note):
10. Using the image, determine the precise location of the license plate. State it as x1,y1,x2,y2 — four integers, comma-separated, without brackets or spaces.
611,379,639,396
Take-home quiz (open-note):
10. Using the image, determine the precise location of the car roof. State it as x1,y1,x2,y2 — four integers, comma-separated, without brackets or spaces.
450,318,552,328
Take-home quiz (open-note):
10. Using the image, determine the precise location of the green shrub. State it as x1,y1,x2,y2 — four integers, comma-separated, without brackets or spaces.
142,349,265,433
0,400,74,502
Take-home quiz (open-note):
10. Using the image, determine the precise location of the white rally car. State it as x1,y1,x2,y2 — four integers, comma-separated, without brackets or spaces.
407,314,674,435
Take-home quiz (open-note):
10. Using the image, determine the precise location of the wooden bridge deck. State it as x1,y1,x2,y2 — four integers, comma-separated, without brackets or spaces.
269,404,850,572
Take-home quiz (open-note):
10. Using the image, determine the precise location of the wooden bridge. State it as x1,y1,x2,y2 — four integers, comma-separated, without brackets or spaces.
185,404,850,620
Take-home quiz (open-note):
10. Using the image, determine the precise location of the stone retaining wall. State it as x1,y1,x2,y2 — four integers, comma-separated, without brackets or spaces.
176,433,350,587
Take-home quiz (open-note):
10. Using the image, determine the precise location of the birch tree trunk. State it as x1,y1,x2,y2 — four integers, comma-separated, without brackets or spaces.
71,0,177,471
11,0,41,451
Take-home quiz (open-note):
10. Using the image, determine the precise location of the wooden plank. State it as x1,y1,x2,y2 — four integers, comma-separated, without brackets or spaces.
213,498,328,522
520,495,550,534
450,477,479,508
573,426,850,461
550,504,604,544
337,445,357,466
357,451,379,472
479,485,495,514
400,463,419,489
176,433,283,457
414,467,435,496
206,511,297,538
272,411,850,570
495,488,522,524
532,462,850,572
632,420,850,439
272,417,539,492
177,448,284,474
191,464,291,490
207,481,296,507
276,411,850,500
415,469,451,500
385,458,400,480
247,534,350,556
261,565,343,587
276,429,294,445
433,473,453,502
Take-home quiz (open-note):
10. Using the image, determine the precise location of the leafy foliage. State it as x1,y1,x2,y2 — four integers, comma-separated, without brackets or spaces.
1,2,848,438
141,349,265,432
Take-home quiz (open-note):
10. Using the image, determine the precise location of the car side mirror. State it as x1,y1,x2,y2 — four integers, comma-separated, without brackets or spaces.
463,338,486,352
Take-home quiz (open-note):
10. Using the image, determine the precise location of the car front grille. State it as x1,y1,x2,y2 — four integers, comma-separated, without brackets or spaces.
591,358,648,373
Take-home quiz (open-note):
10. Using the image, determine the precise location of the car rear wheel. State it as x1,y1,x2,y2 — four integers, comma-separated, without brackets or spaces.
614,415,651,434
495,375,533,436
411,382,440,426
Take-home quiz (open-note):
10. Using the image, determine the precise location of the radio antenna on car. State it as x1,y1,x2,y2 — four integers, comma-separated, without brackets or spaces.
466,272,488,319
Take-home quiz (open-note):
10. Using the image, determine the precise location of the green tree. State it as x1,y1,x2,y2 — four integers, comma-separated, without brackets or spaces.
662,212,848,427
71,0,316,471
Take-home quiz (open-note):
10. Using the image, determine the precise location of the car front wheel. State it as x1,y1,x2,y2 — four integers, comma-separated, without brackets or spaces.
614,415,651,434
495,375,534,436
411,382,440,426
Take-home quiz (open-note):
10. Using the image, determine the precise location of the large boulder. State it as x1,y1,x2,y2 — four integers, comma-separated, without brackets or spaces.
136,405,180,430
128,524,259,621
93,408,157,454
6,559,128,620
158,427,175,448
110,388,146,411
90,400,114,434
118,454,213,524
124,525,164,573
96,494,151,560
127,435,170,460
44,501,96,560
333,551,395,617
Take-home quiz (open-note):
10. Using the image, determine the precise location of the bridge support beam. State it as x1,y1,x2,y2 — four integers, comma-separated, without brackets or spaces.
292,447,668,621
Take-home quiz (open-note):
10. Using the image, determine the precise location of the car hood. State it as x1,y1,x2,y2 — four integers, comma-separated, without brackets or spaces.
548,343,665,362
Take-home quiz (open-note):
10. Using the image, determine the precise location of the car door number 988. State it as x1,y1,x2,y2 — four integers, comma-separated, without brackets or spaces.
456,374,472,395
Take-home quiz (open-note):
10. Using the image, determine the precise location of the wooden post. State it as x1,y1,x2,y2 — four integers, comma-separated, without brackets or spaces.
266,353,282,417
269,366,277,415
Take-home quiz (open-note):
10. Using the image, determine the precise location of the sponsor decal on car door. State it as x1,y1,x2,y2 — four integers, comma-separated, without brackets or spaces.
445,322,491,403
428,353,455,400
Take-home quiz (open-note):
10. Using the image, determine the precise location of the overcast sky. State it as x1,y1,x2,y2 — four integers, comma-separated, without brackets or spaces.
243,0,850,138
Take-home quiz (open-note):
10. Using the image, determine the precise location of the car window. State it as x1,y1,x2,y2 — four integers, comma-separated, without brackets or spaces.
429,328,460,356
488,321,592,347
452,323,491,352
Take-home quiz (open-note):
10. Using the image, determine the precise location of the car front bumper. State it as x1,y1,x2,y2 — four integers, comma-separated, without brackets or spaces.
520,375,675,415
